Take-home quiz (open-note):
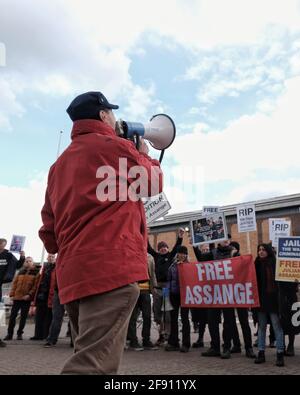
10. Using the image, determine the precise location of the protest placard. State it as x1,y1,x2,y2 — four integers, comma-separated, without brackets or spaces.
9,235,26,253
143,192,171,224
237,204,257,233
203,206,220,215
178,255,260,308
276,236,300,282
269,218,291,248
190,212,227,246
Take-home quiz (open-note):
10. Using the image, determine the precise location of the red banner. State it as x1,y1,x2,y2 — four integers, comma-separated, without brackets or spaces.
178,255,260,308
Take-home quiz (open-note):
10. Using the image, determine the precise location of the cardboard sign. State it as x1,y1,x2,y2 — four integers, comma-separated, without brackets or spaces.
276,237,300,282
237,204,257,233
269,219,291,248
203,206,220,215
190,212,227,246
143,192,171,224
9,235,26,253
179,255,260,308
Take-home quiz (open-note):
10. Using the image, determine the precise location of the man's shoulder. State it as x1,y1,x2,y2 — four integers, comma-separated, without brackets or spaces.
0,249,13,258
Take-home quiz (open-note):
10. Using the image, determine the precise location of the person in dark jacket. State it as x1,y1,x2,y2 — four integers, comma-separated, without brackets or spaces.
228,241,255,358
194,239,237,359
191,243,209,348
0,238,25,300
127,254,158,351
0,238,25,347
165,245,191,353
4,257,39,340
31,254,56,341
148,228,184,345
279,281,299,356
44,267,66,348
254,243,285,367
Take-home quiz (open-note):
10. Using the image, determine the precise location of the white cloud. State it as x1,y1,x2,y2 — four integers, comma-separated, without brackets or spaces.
168,76,300,184
0,42,5,66
0,0,155,128
0,77,25,130
188,107,201,115
2,0,300,228
0,176,47,261
164,184,204,215
221,179,300,206
122,82,156,119
184,42,294,105
1,0,300,129
256,99,276,114
68,0,300,50
290,53,300,74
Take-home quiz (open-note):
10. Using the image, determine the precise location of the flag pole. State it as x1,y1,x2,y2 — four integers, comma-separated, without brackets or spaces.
40,131,63,266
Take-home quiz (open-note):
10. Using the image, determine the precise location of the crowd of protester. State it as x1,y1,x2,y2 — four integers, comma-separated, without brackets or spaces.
0,231,299,369
127,229,299,368
0,239,71,349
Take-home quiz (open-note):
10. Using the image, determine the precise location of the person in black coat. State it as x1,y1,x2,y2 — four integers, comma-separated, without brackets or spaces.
228,242,255,358
254,243,285,367
193,239,237,359
0,238,25,348
0,238,25,300
148,228,184,345
191,243,210,348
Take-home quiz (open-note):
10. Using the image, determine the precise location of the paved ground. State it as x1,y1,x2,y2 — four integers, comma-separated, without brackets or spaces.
0,321,299,375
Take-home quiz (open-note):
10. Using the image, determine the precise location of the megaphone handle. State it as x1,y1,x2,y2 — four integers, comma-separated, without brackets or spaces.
134,133,140,151
159,150,165,163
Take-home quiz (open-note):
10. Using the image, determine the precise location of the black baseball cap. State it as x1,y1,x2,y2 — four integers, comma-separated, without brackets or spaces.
66,91,119,121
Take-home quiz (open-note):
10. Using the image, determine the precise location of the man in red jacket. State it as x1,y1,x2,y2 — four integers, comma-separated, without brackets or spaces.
39,91,163,374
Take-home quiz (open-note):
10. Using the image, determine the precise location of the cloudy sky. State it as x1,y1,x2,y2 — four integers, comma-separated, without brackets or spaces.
1,0,300,259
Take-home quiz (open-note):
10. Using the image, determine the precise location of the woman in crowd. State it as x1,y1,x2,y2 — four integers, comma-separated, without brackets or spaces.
254,243,285,366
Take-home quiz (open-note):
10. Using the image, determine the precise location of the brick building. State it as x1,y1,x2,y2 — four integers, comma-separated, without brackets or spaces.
148,193,300,260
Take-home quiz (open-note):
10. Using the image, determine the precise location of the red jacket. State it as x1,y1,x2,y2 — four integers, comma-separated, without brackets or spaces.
39,120,163,304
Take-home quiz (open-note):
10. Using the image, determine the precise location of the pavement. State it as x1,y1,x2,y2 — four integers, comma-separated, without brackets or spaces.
0,320,299,375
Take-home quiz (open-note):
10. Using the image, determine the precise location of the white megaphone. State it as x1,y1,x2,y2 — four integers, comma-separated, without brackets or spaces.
116,114,176,151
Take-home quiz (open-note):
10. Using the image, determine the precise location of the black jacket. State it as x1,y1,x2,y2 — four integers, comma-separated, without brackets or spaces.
148,237,183,283
279,281,299,335
255,256,279,313
0,250,25,284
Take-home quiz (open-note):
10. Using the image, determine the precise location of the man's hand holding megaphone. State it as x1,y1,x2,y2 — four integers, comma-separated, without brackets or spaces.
116,114,176,163
138,138,149,155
